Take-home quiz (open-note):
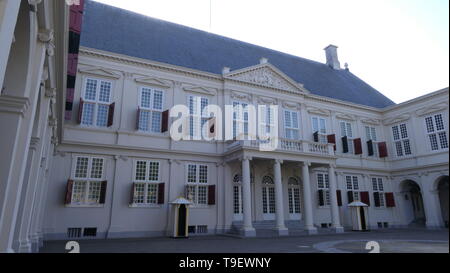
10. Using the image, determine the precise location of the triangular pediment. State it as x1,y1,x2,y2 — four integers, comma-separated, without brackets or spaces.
78,67,121,79
134,76,172,88
224,63,309,94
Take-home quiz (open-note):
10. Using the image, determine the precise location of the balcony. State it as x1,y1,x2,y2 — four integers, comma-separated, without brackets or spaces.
225,138,335,156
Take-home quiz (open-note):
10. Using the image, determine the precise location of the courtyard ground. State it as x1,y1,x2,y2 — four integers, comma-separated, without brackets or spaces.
41,228,448,253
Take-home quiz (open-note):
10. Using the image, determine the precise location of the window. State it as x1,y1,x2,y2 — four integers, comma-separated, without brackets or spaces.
317,173,330,206
188,96,209,139
81,78,113,127
259,105,276,138
346,175,360,201
392,123,412,156
425,114,448,151
186,164,209,205
132,160,160,205
365,126,379,157
372,177,385,207
232,101,249,139
340,121,354,154
71,156,105,205
312,117,327,143
138,87,164,133
261,176,276,214
284,110,300,140
288,177,301,214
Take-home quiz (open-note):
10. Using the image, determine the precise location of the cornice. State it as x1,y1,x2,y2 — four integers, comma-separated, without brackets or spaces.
382,113,411,125
78,66,122,79
415,102,448,117
0,95,30,116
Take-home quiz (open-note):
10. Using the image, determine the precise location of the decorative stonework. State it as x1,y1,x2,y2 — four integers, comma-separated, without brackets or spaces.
229,67,298,92
361,118,381,125
306,106,330,116
134,75,172,88
230,90,252,102
257,96,277,105
282,101,301,110
182,84,217,96
78,67,121,79
336,112,356,121
382,113,411,125
415,102,448,117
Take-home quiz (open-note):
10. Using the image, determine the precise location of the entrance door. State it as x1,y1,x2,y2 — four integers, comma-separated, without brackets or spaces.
288,177,302,220
177,205,187,237
262,176,276,220
233,184,243,221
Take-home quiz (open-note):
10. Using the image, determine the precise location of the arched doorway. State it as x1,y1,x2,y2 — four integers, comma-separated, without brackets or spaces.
261,176,275,220
287,177,302,220
400,180,426,226
437,176,449,228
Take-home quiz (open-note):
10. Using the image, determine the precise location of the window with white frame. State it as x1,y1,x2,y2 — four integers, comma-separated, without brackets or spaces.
346,175,360,201
365,126,379,157
372,177,385,207
312,117,327,143
259,105,276,138
132,160,160,205
425,114,448,151
186,164,209,205
232,101,249,139
71,156,105,205
340,121,354,154
188,96,209,139
317,173,330,206
392,123,412,157
138,87,164,133
81,78,112,127
284,110,300,140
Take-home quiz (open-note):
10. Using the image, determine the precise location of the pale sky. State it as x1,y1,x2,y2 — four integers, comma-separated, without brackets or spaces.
93,0,449,104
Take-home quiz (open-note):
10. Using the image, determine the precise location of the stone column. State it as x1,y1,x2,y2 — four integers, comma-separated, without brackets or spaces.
328,164,344,233
273,159,288,235
241,157,255,237
301,162,317,234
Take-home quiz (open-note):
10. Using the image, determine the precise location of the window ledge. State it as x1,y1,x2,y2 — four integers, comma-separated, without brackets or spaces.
65,204,105,208
191,205,211,209
129,204,163,208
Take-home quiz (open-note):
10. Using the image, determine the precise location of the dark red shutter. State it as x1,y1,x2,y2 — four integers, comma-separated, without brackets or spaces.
327,134,336,151
65,180,74,204
161,110,169,133
318,190,325,206
378,142,388,158
373,192,381,207
130,183,136,205
342,136,349,153
367,140,374,156
313,131,319,142
77,98,84,124
136,108,141,130
354,138,363,155
360,191,370,206
208,185,216,205
158,183,165,204
385,192,396,207
347,191,354,203
99,181,107,204
336,190,342,206
107,102,115,127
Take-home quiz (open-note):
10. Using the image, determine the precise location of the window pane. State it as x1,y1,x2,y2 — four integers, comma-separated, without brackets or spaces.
425,117,435,133
395,141,403,156
72,181,87,203
151,111,162,133
435,114,444,131
372,178,378,191
365,126,371,140
147,183,158,204
153,90,163,110
187,185,196,203
312,117,318,132
346,123,353,138
285,111,291,128
268,187,276,213
90,158,103,179
201,98,209,117
99,81,111,103
199,165,208,183
392,126,400,140
75,157,89,178
429,134,439,151
198,186,207,204
139,110,150,131
403,140,412,155
346,176,352,190
319,119,326,133
87,181,101,203
187,165,197,183
400,124,408,139
141,88,152,108
135,161,147,181
352,176,359,190
317,174,324,189
148,162,159,181
96,104,109,127
340,122,346,137
84,79,97,101
439,132,448,148
134,183,145,203
378,178,384,191
81,103,95,125
292,112,299,129
371,127,377,141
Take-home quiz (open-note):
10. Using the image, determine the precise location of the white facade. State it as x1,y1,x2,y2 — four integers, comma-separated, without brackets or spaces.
0,0,448,253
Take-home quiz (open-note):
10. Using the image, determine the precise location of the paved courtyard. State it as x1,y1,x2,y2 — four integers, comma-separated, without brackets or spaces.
41,228,449,253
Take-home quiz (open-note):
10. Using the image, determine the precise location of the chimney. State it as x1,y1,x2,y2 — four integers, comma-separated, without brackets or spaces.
324,44,341,70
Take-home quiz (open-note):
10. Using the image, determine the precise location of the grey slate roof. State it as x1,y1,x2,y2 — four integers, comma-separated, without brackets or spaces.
80,0,396,108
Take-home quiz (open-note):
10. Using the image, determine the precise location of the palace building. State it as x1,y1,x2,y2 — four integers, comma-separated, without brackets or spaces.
0,0,448,252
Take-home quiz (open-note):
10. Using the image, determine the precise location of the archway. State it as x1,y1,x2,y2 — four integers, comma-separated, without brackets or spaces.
436,176,449,228
400,180,426,226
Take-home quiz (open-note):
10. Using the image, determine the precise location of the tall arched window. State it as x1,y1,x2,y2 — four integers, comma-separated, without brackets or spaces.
288,177,302,219
261,176,275,219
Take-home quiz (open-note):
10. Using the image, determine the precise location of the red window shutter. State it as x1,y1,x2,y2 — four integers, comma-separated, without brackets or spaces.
336,190,342,206
385,192,396,207
129,183,136,205
136,108,141,131
77,98,84,124
65,180,74,205
161,110,169,133
354,138,363,155
327,134,336,151
360,191,370,206
107,102,115,127
157,183,165,204
378,142,388,158
99,181,107,204
208,185,216,205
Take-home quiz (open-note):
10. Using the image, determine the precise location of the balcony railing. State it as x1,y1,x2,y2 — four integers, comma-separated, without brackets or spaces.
226,138,335,156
